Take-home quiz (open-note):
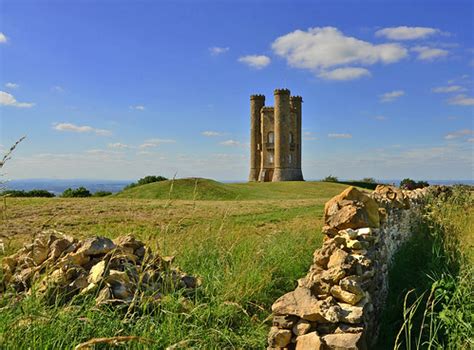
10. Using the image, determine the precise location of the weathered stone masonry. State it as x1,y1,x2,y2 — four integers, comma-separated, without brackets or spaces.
249,89,304,182
267,185,429,349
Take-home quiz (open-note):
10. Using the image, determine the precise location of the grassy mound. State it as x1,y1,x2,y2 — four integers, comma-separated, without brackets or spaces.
115,177,354,200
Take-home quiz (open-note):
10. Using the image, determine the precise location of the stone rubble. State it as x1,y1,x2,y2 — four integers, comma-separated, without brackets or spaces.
1,232,199,307
267,185,433,350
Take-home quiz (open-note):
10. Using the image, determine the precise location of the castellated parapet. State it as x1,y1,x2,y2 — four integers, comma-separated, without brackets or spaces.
248,89,304,182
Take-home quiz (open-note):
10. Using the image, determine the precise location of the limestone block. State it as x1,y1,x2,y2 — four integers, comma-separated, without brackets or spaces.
322,332,366,350
324,187,380,229
338,303,364,324
295,332,324,350
330,285,363,305
272,287,322,321
292,319,312,336
327,249,348,269
77,237,116,256
339,276,364,298
268,327,292,348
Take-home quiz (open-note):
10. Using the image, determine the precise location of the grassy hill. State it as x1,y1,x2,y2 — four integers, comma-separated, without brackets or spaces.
115,177,354,200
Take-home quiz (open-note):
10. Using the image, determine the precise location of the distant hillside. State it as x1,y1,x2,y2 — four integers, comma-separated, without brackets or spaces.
115,177,356,200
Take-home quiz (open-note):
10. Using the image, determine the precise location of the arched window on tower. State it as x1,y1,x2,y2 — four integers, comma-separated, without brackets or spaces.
268,132,274,144
289,132,294,144
289,154,293,164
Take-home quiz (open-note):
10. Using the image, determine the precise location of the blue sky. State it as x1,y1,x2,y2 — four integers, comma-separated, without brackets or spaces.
1,0,473,181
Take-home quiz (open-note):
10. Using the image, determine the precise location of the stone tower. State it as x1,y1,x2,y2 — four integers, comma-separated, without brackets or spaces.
248,89,304,182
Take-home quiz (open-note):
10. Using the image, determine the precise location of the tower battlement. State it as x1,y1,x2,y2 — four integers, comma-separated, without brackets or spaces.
248,89,304,182
290,95,303,102
273,88,291,95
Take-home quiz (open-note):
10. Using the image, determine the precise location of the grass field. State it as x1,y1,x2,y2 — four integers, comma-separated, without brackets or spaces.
377,186,473,349
115,177,350,200
0,180,352,349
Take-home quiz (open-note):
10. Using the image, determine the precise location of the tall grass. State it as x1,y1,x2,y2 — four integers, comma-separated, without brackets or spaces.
0,198,325,349
378,186,473,349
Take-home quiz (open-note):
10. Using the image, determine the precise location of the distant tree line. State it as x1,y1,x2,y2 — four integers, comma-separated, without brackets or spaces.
0,188,113,198
321,175,429,190
61,187,112,197
0,189,55,197
124,175,168,190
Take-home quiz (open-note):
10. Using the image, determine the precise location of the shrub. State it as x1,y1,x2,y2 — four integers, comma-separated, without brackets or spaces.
0,189,55,197
322,175,338,182
124,175,168,190
92,191,112,197
61,187,92,198
400,178,430,190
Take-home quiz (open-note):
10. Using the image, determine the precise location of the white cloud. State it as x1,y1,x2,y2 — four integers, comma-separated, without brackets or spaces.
202,131,223,137
209,47,229,55
53,123,111,136
375,26,440,40
328,133,352,139
303,131,317,140
5,82,19,89
130,105,145,111
379,90,405,103
447,74,470,84
0,33,7,43
373,115,387,121
238,55,271,69
220,139,241,146
444,129,473,140
108,142,130,149
411,46,448,61
139,138,176,149
468,138,474,143
432,85,466,93
318,67,371,81
52,85,65,93
0,91,35,108
448,94,474,106
272,27,407,77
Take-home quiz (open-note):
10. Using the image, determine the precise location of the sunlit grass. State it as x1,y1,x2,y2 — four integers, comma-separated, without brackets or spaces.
0,182,345,349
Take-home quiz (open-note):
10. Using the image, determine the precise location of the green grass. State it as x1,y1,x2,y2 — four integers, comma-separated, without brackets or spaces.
115,178,353,200
377,186,473,350
0,181,347,349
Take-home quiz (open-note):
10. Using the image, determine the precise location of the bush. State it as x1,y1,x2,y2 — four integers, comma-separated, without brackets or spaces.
322,175,338,182
61,187,92,198
400,178,430,190
92,191,112,197
361,177,376,183
0,189,55,197
124,175,168,190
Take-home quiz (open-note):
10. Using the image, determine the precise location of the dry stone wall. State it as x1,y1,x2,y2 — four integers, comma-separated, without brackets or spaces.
267,185,429,350
2,232,199,307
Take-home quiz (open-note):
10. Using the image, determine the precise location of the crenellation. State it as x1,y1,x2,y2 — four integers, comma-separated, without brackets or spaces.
249,89,304,182
274,88,291,95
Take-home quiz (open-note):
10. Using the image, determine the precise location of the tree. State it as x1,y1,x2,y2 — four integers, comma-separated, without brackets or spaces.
61,187,92,198
361,177,376,183
124,175,168,190
400,178,429,190
322,175,338,182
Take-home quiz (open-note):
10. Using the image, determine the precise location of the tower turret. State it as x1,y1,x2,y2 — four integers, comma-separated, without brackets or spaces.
272,89,291,181
290,96,304,180
249,94,265,181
